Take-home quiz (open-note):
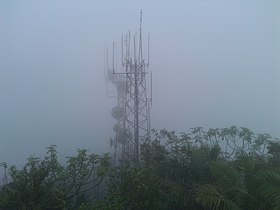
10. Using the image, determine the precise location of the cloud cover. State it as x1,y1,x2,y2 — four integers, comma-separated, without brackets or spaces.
0,0,279,165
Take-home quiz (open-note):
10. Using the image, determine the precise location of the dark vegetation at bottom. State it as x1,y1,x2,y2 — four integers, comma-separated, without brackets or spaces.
1,126,280,210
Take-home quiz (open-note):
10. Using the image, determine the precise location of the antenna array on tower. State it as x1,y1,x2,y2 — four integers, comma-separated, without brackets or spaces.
106,10,152,166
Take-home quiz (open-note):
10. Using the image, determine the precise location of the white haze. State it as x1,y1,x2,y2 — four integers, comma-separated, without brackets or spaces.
0,0,279,166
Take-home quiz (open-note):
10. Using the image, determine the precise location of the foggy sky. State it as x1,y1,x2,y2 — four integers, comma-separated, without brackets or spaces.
0,0,279,166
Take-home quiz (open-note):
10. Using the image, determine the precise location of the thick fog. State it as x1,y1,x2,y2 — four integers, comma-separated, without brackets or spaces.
0,0,279,166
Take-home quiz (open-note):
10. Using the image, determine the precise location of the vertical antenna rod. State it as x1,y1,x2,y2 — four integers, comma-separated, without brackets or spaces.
139,9,143,62
112,42,115,73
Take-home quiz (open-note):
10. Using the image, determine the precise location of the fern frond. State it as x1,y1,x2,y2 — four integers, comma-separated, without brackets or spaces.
258,171,280,209
195,184,241,210
209,162,243,192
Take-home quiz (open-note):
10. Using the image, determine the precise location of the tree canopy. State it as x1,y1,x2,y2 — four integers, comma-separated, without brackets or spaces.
1,126,280,210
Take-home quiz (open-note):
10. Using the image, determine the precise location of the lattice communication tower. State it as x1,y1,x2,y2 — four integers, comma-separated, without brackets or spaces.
105,10,152,166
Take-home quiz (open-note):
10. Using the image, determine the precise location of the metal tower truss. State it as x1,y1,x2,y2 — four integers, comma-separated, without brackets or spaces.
106,10,152,166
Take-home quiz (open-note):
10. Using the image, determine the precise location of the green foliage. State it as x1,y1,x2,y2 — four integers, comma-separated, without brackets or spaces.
0,146,109,210
98,127,280,210
196,184,241,210
63,150,109,208
1,126,280,210
0,145,65,210
258,171,280,209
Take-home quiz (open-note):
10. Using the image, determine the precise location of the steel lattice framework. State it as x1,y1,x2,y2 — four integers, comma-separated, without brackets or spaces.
106,10,151,166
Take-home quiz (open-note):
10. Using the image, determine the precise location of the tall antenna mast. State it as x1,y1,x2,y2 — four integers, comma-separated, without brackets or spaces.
139,9,143,62
106,10,152,167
